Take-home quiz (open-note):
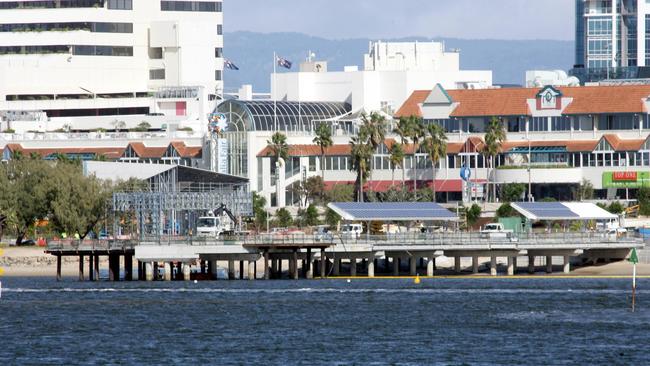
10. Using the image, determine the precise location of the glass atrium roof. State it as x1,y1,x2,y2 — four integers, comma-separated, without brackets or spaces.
216,100,352,133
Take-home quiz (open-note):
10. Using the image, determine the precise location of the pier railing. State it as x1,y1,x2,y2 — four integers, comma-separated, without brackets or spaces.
47,239,138,251
130,231,643,248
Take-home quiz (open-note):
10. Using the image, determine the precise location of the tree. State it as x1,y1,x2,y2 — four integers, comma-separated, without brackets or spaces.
275,208,293,228
422,123,447,200
349,129,373,202
496,203,517,218
312,123,333,198
639,186,650,216
384,185,411,202
607,201,625,215
388,142,405,185
407,116,426,198
0,158,55,245
266,132,289,167
301,204,320,227
500,183,526,202
325,208,341,228
111,119,126,132
483,117,506,202
50,164,112,240
326,184,354,203
361,112,387,188
574,178,594,201
252,192,268,232
132,121,151,132
304,176,325,204
465,204,482,228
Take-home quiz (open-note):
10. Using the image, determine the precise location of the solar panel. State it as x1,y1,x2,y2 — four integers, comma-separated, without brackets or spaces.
328,202,457,221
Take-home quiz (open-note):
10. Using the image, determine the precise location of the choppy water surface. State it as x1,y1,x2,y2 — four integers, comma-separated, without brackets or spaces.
0,277,648,365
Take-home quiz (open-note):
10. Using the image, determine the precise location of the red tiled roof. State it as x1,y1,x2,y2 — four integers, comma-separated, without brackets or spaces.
396,85,650,119
561,85,650,115
394,90,430,118
170,141,202,158
447,88,537,117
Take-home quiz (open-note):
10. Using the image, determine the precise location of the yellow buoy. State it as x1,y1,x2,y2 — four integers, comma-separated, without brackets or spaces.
0,267,4,276
414,274,421,284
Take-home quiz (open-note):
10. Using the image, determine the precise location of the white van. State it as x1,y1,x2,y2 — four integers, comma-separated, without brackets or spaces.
341,223,363,239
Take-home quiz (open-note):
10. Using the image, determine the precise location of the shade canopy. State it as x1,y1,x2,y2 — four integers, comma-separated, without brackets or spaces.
327,202,458,221
511,202,618,221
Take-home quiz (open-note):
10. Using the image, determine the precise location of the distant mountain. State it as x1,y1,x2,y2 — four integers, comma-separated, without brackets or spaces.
223,31,574,92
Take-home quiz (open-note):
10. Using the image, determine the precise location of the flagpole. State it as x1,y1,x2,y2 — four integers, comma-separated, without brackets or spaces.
273,51,278,132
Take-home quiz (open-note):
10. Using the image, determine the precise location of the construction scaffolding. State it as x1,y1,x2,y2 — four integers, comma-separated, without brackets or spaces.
109,164,252,242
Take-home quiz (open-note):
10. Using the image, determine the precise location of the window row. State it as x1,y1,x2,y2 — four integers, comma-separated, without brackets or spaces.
0,22,132,33
72,45,133,56
149,69,165,80
161,1,222,12
107,0,131,9
0,0,103,9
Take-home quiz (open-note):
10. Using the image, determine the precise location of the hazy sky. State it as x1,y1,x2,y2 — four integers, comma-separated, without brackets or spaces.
225,0,575,40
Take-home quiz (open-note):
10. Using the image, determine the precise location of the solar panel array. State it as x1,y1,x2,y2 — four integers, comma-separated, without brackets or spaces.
514,202,579,219
329,202,457,221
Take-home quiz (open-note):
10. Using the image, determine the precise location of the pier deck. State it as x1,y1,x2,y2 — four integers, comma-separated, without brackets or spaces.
45,232,644,281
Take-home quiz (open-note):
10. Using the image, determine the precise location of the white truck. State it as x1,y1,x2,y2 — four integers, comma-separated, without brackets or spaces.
479,223,515,240
196,205,236,238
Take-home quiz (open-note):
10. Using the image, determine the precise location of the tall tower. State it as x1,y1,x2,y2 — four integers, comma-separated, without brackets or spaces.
577,0,648,70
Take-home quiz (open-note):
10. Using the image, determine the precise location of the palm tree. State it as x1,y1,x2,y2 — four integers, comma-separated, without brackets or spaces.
483,117,507,202
267,132,289,189
388,142,405,186
267,131,289,166
361,112,388,149
408,116,426,198
312,123,333,195
422,124,447,201
393,116,412,184
361,112,387,188
350,129,373,202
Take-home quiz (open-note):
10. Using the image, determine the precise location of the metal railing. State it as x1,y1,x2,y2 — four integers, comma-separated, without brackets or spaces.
47,239,138,251
128,231,644,248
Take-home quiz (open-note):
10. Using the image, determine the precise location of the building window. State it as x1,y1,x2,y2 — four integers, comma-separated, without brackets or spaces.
308,156,316,172
107,0,132,10
215,47,223,58
0,0,104,9
0,45,69,55
149,69,165,80
72,45,133,56
218,24,222,35
0,22,132,33
215,70,222,80
161,1,222,12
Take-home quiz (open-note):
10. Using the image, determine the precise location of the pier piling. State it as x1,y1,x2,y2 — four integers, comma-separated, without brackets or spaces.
427,257,435,276
507,257,514,276
563,255,570,274
78,255,84,281
124,254,133,281
490,256,497,276
528,256,535,274
89,255,94,281
410,257,417,276
546,256,553,273
56,254,62,281
263,249,269,280
472,256,479,274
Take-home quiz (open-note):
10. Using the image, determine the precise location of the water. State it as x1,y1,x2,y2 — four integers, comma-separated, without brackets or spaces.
0,277,648,365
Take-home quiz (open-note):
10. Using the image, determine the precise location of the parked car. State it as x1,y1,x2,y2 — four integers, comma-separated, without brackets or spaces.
341,223,363,239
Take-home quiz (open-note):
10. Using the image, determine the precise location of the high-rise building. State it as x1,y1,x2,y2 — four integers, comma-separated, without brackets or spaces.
0,0,223,132
573,0,650,82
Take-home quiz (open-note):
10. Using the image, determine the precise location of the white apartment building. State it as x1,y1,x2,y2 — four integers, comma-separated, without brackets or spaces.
0,0,223,132
271,41,492,115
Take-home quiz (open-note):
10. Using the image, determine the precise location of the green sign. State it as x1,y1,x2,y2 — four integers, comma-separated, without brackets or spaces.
629,248,639,264
602,172,650,189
